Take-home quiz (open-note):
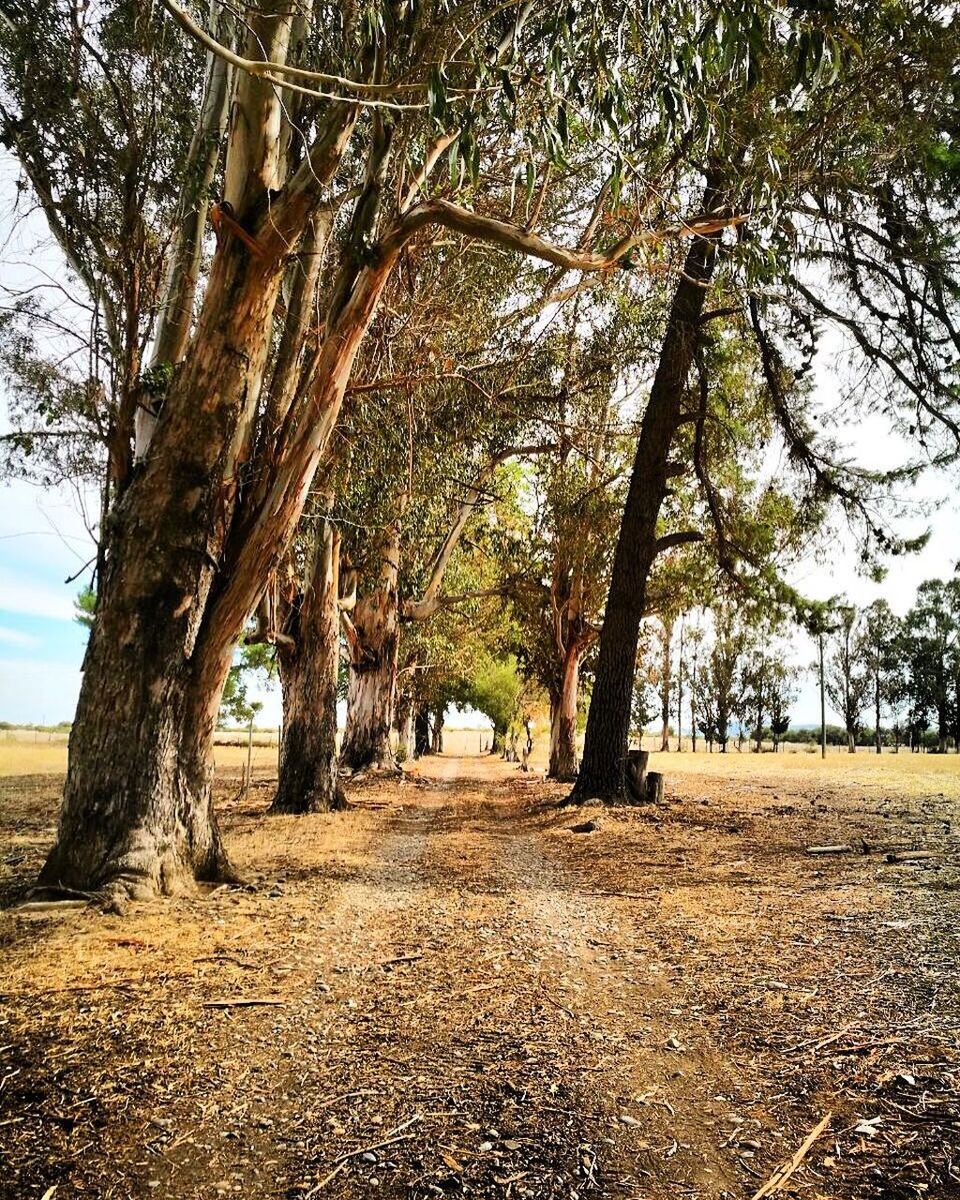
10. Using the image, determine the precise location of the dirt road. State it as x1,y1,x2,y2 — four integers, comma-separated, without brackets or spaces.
2,754,960,1199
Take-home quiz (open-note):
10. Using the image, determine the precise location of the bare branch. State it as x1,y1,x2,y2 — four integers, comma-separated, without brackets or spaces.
390,199,746,274
160,0,427,108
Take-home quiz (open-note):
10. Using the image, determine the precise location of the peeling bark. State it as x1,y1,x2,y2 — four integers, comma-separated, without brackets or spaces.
548,643,580,781
340,588,400,772
271,520,345,813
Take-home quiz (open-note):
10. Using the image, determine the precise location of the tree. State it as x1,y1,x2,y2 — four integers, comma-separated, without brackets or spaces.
826,607,871,753
859,599,901,754
693,612,745,753
902,579,959,754
461,655,523,756
268,515,346,813
15,0,746,898
686,623,704,753
767,661,796,752
803,600,842,759
741,643,772,753
574,6,960,799
503,313,632,781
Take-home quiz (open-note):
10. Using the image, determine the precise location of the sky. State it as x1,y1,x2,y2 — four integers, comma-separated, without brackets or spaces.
0,161,957,730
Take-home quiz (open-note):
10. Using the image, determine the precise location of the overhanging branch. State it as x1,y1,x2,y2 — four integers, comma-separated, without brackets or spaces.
653,530,704,556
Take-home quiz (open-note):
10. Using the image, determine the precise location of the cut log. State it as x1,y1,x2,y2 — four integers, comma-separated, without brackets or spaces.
625,750,649,804
644,772,664,805
884,849,938,863
806,844,853,855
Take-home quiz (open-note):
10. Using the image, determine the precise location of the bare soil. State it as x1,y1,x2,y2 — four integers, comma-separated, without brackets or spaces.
1,751,959,1199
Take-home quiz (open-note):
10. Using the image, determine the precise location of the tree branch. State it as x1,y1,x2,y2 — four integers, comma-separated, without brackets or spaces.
653,531,704,556
159,0,426,106
401,443,554,621
388,199,746,274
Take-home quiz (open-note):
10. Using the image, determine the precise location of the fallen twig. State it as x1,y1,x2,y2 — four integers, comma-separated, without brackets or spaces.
194,955,257,969
318,1089,380,1109
331,1113,422,1164
749,1112,831,1200
15,899,89,913
785,1025,854,1055
202,997,287,1009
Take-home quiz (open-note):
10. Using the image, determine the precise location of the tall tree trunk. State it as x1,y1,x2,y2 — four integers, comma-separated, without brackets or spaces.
875,674,882,753
413,706,430,758
340,589,399,772
572,195,719,801
430,705,445,754
39,541,235,902
39,227,289,900
39,13,359,899
848,729,856,753
548,643,580,781
271,521,344,813
394,693,413,761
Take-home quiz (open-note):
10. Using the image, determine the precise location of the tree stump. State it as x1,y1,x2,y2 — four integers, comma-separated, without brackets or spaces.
625,750,649,803
644,771,664,805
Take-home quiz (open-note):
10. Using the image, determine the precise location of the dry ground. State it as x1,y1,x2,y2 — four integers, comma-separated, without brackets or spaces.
1,747,959,1200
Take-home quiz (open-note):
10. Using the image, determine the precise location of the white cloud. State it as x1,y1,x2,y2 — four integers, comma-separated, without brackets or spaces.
0,625,39,647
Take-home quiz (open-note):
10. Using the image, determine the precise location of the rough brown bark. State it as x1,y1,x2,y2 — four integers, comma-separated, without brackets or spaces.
38,532,236,901
413,706,430,758
572,191,720,802
340,587,400,772
39,20,358,899
271,521,345,813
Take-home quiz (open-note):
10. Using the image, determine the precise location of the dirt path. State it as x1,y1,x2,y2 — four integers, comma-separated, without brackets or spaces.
2,754,960,1199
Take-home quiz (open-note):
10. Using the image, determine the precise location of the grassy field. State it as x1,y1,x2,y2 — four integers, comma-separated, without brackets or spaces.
5,728,960,792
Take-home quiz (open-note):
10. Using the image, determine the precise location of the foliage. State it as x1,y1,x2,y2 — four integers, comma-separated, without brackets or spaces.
218,643,274,728
73,586,96,630
459,654,524,741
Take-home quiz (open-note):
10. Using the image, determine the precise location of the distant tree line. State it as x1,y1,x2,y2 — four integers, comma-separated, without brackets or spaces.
633,577,960,754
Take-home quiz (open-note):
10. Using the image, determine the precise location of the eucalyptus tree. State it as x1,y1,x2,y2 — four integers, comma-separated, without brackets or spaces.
574,4,960,799
6,0,753,900
693,612,746,754
502,313,632,780
767,659,796,752
264,504,347,813
826,606,870,753
859,598,901,753
902,579,959,754
334,366,537,771
393,586,510,760
0,0,222,565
